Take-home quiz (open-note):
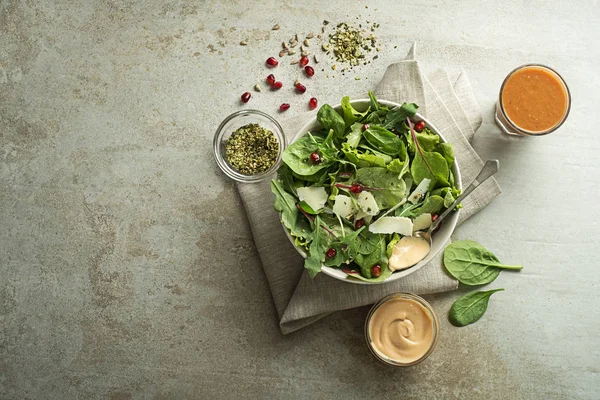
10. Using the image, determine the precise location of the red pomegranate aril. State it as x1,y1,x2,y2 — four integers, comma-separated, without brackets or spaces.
326,248,337,259
414,120,426,132
349,183,363,194
310,152,321,164
309,97,318,110
300,56,309,67
266,74,276,86
371,264,381,277
304,65,315,77
266,57,279,67
354,218,365,229
362,124,369,132
240,92,251,103
432,214,439,222
272,81,283,90
295,82,307,93
279,103,290,112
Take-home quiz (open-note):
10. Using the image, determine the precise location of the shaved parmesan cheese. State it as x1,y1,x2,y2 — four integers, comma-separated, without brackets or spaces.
368,216,413,236
333,195,355,218
412,213,432,232
408,178,431,204
357,191,379,216
297,187,328,211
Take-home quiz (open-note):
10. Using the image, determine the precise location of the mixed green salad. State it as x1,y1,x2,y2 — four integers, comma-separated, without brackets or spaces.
271,92,461,282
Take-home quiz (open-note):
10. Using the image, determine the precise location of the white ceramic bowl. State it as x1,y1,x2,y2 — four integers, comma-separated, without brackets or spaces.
282,99,461,284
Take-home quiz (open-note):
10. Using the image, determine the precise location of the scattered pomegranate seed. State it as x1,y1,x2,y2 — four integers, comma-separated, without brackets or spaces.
300,56,309,67
295,82,307,93
414,120,426,132
326,248,337,259
310,152,321,164
309,97,318,110
266,57,279,67
371,264,381,277
354,218,365,229
362,124,369,132
272,81,283,90
279,103,290,112
304,65,315,77
240,92,251,103
349,183,363,194
266,74,276,86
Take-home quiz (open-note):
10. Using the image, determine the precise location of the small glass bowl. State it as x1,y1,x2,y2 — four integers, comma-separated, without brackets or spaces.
364,293,439,367
213,109,286,183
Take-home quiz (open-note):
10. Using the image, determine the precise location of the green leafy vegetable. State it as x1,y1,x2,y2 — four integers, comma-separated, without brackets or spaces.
341,96,368,128
449,289,504,327
304,215,330,278
317,104,346,139
382,103,418,130
413,195,444,215
444,240,524,286
410,150,449,187
271,180,298,231
355,167,406,209
354,239,387,279
283,135,331,176
363,126,405,155
346,123,363,148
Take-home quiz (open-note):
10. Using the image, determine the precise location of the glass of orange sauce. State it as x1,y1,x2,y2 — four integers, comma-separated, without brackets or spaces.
495,64,571,136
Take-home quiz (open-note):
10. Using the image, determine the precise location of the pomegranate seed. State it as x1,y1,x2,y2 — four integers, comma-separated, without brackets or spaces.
299,56,309,67
279,103,290,112
272,81,283,90
240,92,251,103
304,65,315,77
326,248,337,259
354,218,365,229
266,74,276,86
266,57,279,67
342,269,358,274
349,183,363,194
295,82,307,93
432,214,439,222
362,124,369,132
414,120,425,132
310,152,321,164
371,264,381,277
309,97,318,110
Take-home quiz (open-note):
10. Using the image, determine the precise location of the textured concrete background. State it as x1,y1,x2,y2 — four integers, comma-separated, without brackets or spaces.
1,1,599,399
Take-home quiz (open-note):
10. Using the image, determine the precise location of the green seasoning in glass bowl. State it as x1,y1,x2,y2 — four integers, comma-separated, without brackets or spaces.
214,110,286,183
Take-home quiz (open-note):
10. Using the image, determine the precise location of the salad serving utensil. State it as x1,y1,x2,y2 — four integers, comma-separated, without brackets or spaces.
415,160,500,247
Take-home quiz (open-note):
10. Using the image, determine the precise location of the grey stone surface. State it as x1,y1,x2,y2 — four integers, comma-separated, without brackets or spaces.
1,1,598,399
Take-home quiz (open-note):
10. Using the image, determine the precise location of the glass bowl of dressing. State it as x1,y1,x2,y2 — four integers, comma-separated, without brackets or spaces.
364,293,439,367
213,109,286,183
495,64,571,136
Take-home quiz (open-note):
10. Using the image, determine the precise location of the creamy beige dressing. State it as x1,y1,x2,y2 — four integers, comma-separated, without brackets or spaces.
368,298,434,364
388,236,430,271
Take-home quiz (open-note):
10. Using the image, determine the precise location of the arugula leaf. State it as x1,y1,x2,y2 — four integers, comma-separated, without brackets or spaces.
304,215,330,278
277,164,298,196
449,289,504,327
382,103,419,130
270,180,298,232
317,104,346,139
368,91,380,111
444,240,523,286
355,167,406,209
357,229,382,255
323,227,364,267
363,126,405,155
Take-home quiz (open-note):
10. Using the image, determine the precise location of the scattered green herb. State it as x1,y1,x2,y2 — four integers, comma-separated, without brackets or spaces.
449,289,504,327
226,123,278,175
443,240,523,285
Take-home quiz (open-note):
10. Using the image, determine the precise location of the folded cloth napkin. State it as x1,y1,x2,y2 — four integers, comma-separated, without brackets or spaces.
237,43,501,334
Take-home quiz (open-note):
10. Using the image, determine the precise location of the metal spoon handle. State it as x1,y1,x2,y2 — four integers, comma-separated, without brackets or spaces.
428,160,499,233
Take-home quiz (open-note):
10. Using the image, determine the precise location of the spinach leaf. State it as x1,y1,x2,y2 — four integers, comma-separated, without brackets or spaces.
363,126,405,155
449,289,504,327
356,167,406,209
357,229,382,255
355,238,388,278
304,215,329,278
283,135,332,176
382,103,418,130
341,96,368,128
317,104,346,139
346,123,363,148
358,144,393,164
410,150,449,187
413,195,444,215
270,180,298,232
436,142,455,168
368,91,380,111
341,143,388,168
444,240,524,286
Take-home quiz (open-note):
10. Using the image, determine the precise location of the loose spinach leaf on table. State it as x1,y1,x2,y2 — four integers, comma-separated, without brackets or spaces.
449,289,504,327
317,104,346,139
443,240,524,286
363,126,405,155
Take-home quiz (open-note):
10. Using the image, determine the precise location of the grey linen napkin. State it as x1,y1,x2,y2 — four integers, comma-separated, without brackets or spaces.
237,43,501,334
